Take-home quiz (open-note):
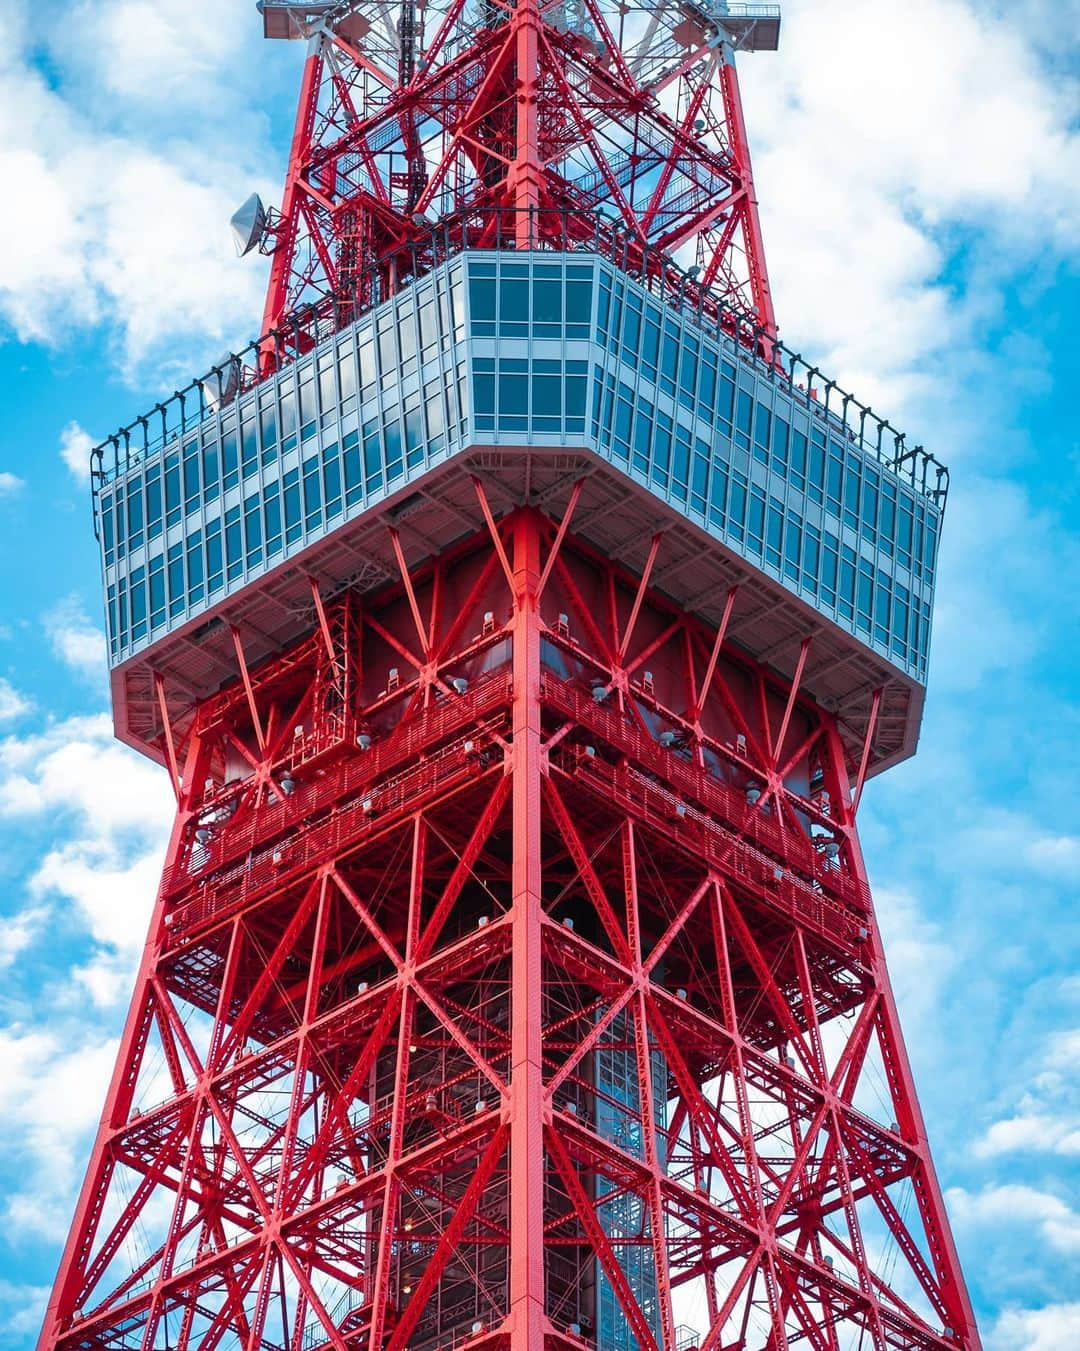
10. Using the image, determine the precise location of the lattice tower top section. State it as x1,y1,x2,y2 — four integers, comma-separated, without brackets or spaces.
248,0,781,351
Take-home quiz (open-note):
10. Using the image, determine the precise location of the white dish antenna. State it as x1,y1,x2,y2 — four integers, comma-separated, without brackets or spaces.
230,193,268,257
201,355,242,410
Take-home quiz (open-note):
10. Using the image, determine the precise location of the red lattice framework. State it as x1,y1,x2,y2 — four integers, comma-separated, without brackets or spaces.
257,0,776,347
38,499,979,1351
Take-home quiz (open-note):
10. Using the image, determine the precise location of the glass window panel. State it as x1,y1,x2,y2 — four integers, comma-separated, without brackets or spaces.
734,389,753,450
102,500,115,562
206,520,223,594
358,341,375,393
566,278,591,331
183,448,200,509
283,470,301,542
533,374,561,416
202,438,220,503
642,314,660,372
149,558,165,625
303,455,322,527
499,277,529,333
500,373,529,416
784,518,801,582
260,400,278,451
225,506,243,580
265,483,282,556
566,375,586,420
377,314,396,371
127,481,144,541
324,452,342,517
384,418,403,477
241,412,258,477
405,403,424,457
343,430,362,502
624,297,643,353
186,529,204,604
534,278,562,325
222,427,239,488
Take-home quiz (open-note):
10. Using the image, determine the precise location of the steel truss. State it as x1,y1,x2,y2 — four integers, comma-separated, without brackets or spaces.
257,0,776,352
38,505,979,1351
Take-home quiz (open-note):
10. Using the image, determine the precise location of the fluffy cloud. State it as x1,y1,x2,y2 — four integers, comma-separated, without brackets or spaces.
0,906,45,973
58,422,95,486
947,1183,1080,1256
0,1,274,374
742,0,1080,397
0,472,24,497
0,679,31,724
0,1281,52,1341
1026,836,1080,879
0,712,172,996
988,1302,1080,1351
974,1026,1080,1160
869,884,954,1033
0,1025,120,1240
43,598,107,682
976,1115,1080,1158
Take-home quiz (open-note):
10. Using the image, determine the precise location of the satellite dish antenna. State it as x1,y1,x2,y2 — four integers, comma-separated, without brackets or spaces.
201,354,241,411
230,193,267,257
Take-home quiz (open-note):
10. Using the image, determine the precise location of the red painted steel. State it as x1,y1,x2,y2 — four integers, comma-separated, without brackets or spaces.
38,515,979,1350
39,4,979,1346
254,0,778,357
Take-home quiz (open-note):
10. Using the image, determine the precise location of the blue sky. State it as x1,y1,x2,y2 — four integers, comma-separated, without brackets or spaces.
0,0,1076,1345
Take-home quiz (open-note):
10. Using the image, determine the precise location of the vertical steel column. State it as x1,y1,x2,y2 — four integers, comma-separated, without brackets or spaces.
823,720,981,1348
511,0,542,246
260,41,323,349
508,510,547,1346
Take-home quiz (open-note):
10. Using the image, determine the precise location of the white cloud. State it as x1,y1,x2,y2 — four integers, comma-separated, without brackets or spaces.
1026,836,1080,879
0,700,172,1241
743,0,1079,396
870,884,954,1031
988,1302,1080,1351
0,1025,119,1239
69,0,253,106
58,421,95,486
0,1280,51,1340
0,906,45,973
0,0,273,374
0,679,30,724
1048,1029,1080,1068
947,1183,1080,1255
44,598,107,681
0,712,172,1000
973,1024,1080,1161
975,1114,1080,1159
0,472,23,497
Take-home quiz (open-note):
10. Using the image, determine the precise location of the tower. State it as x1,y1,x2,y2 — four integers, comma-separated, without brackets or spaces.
38,2,980,1349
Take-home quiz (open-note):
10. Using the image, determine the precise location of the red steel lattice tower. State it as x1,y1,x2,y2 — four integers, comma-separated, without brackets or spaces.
39,3,979,1349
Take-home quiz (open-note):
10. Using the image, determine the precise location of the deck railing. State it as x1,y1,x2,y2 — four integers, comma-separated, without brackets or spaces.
89,206,947,510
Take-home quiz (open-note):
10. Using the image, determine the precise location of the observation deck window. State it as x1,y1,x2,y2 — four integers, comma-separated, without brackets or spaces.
92,250,943,687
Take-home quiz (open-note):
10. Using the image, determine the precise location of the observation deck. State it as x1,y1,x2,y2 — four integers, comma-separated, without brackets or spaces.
91,239,946,778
